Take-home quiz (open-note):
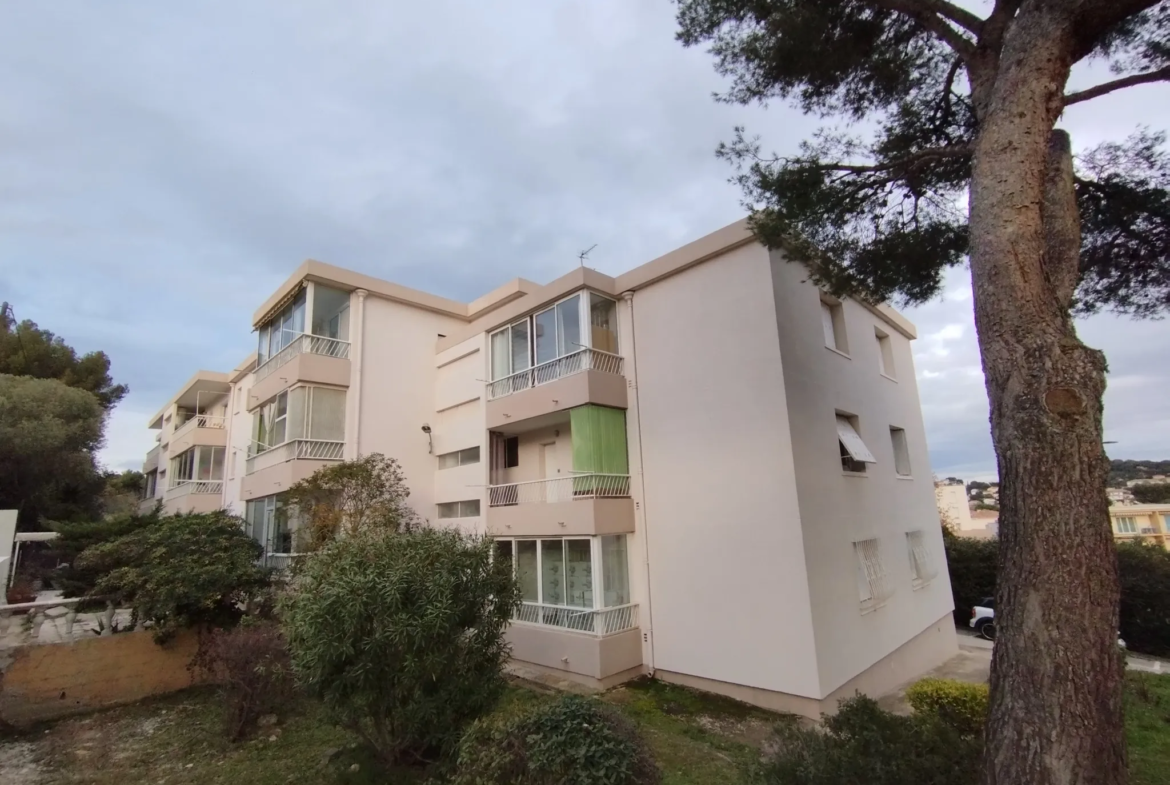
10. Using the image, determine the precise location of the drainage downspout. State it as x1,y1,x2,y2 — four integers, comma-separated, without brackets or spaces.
349,288,368,459
622,291,656,676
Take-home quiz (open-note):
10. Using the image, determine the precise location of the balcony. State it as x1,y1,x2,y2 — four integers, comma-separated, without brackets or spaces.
142,445,160,474
506,602,643,684
162,480,224,514
170,413,227,453
249,334,351,410
241,438,345,501
486,348,626,430
487,474,634,536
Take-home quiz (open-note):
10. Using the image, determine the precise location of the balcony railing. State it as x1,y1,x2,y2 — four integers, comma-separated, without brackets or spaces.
486,348,623,401
263,553,305,571
254,333,351,383
513,602,638,637
166,479,225,496
488,473,630,506
245,438,345,474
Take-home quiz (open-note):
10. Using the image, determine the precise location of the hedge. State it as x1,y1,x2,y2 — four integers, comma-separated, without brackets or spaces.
943,535,1170,657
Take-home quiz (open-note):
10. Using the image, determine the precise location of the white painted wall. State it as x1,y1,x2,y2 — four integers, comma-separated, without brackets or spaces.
432,338,488,535
767,251,955,698
358,297,465,523
936,485,975,531
223,373,255,516
629,242,822,698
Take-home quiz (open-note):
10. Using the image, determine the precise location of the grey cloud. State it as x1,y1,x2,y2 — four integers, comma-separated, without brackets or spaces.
0,1,1165,476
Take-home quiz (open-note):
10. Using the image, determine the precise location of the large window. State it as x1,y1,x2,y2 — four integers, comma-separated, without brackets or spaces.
437,499,481,518
1116,516,1138,534
494,536,629,610
257,288,306,365
245,494,298,553
252,386,346,452
169,446,225,485
488,292,619,381
311,284,350,341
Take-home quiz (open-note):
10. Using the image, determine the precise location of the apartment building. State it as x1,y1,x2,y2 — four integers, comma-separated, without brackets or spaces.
139,372,232,515
140,218,957,717
1109,504,1170,550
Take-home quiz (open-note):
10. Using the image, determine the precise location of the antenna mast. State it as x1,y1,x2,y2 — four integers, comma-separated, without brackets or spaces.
578,244,597,268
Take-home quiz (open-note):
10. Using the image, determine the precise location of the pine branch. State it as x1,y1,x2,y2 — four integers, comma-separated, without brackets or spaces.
1063,65,1170,106
803,144,973,174
864,0,980,59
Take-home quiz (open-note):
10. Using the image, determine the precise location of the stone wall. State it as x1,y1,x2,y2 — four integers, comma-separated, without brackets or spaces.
0,629,206,726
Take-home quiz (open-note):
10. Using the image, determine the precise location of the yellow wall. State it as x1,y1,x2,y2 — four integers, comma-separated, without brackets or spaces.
1109,505,1170,550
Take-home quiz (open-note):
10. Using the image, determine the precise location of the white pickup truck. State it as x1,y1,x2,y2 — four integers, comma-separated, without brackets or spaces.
970,597,1126,647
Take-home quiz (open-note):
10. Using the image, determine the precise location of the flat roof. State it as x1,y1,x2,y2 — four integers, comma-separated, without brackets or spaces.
147,371,231,429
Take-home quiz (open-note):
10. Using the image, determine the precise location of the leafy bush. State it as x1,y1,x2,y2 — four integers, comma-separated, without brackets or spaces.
284,453,420,551
76,510,270,642
453,694,661,785
1117,541,1170,657
905,678,988,737
942,536,998,624
753,695,981,785
49,507,160,597
281,528,519,766
200,622,296,740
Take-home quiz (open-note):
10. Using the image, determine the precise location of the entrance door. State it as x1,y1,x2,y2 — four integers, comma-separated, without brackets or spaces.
541,442,562,502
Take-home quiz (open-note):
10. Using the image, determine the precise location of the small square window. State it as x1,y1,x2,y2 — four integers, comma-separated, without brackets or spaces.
505,437,520,468
821,297,849,354
876,328,895,379
1115,516,1137,534
836,414,875,473
437,499,481,519
890,427,911,477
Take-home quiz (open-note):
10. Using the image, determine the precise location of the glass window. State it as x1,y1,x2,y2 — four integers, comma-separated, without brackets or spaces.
876,329,895,378
534,307,557,365
541,540,565,605
590,294,618,353
437,500,481,519
505,437,519,468
311,284,350,341
510,320,530,373
516,541,538,602
564,539,593,609
890,427,911,476
308,387,346,441
437,446,480,470
195,446,225,481
601,535,630,607
490,328,510,381
555,294,581,357
270,391,289,445
494,539,514,572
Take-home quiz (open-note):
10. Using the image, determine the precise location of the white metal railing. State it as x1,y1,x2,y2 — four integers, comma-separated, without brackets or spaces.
486,348,624,400
167,479,224,496
488,473,630,506
263,553,305,570
513,602,638,637
245,438,345,474
174,413,227,436
254,333,351,382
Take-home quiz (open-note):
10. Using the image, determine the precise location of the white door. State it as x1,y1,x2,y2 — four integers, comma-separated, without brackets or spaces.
542,442,562,502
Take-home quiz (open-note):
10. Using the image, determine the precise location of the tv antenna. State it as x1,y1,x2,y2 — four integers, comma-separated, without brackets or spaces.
578,244,597,268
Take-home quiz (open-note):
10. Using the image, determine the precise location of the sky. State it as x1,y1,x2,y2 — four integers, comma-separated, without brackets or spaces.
1,1,1167,483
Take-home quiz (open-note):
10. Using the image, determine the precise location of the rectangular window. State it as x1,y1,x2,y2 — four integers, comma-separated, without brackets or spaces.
510,320,530,374
821,296,848,354
837,414,875,473
534,307,558,365
590,294,619,354
496,536,629,611
438,446,480,469
876,328,895,378
1116,516,1138,534
311,284,350,341
890,427,911,477
601,535,630,606
516,540,539,602
490,328,511,381
437,499,481,518
854,538,891,611
906,530,937,588
258,288,306,364
556,294,582,356
504,436,520,468
271,391,289,446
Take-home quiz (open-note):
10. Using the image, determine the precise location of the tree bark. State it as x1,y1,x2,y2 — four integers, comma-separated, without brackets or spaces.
967,4,1125,785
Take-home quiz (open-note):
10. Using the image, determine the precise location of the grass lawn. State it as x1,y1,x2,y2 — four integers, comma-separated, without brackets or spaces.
2,673,1167,784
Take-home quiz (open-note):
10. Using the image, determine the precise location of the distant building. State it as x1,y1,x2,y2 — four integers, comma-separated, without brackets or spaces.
936,484,975,532
1109,504,1170,550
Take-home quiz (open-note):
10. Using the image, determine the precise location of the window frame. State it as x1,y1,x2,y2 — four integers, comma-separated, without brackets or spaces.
494,535,631,610
905,530,936,589
437,446,481,470
875,327,896,379
504,436,520,468
437,499,482,519
1116,516,1138,534
488,291,619,382
854,538,891,612
889,426,912,477
820,295,849,355
836,414,876,474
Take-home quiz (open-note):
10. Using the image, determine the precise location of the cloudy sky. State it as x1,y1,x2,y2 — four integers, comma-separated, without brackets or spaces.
2,1,1167,482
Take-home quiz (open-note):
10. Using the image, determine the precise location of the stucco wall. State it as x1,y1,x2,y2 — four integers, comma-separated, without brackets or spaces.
0,630,206,726
767,251,956,698
629,241,822,698
359,298,465,521
223,372,254,516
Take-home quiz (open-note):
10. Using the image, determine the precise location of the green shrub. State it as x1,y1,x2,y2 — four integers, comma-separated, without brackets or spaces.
942,536,999,625
76,510,270,642
453,694,661,785
280,528,518,766
49,507,160,597
1117,541,1170,657
753,695,981,785
906,678,988,736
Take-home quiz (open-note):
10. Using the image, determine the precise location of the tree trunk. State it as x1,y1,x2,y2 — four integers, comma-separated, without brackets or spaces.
968,6,1125,785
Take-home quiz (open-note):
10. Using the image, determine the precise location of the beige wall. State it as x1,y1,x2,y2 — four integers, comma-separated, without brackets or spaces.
506,625,642,681
247,353,350,410
358,297,465,521
768,251,956,698
936,484,975,531
223,371,254,516
629,241,822,698
485,371,627,430
487,498,635,538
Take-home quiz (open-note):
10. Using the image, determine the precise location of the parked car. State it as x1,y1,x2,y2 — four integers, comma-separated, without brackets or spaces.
969,597,1126,648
